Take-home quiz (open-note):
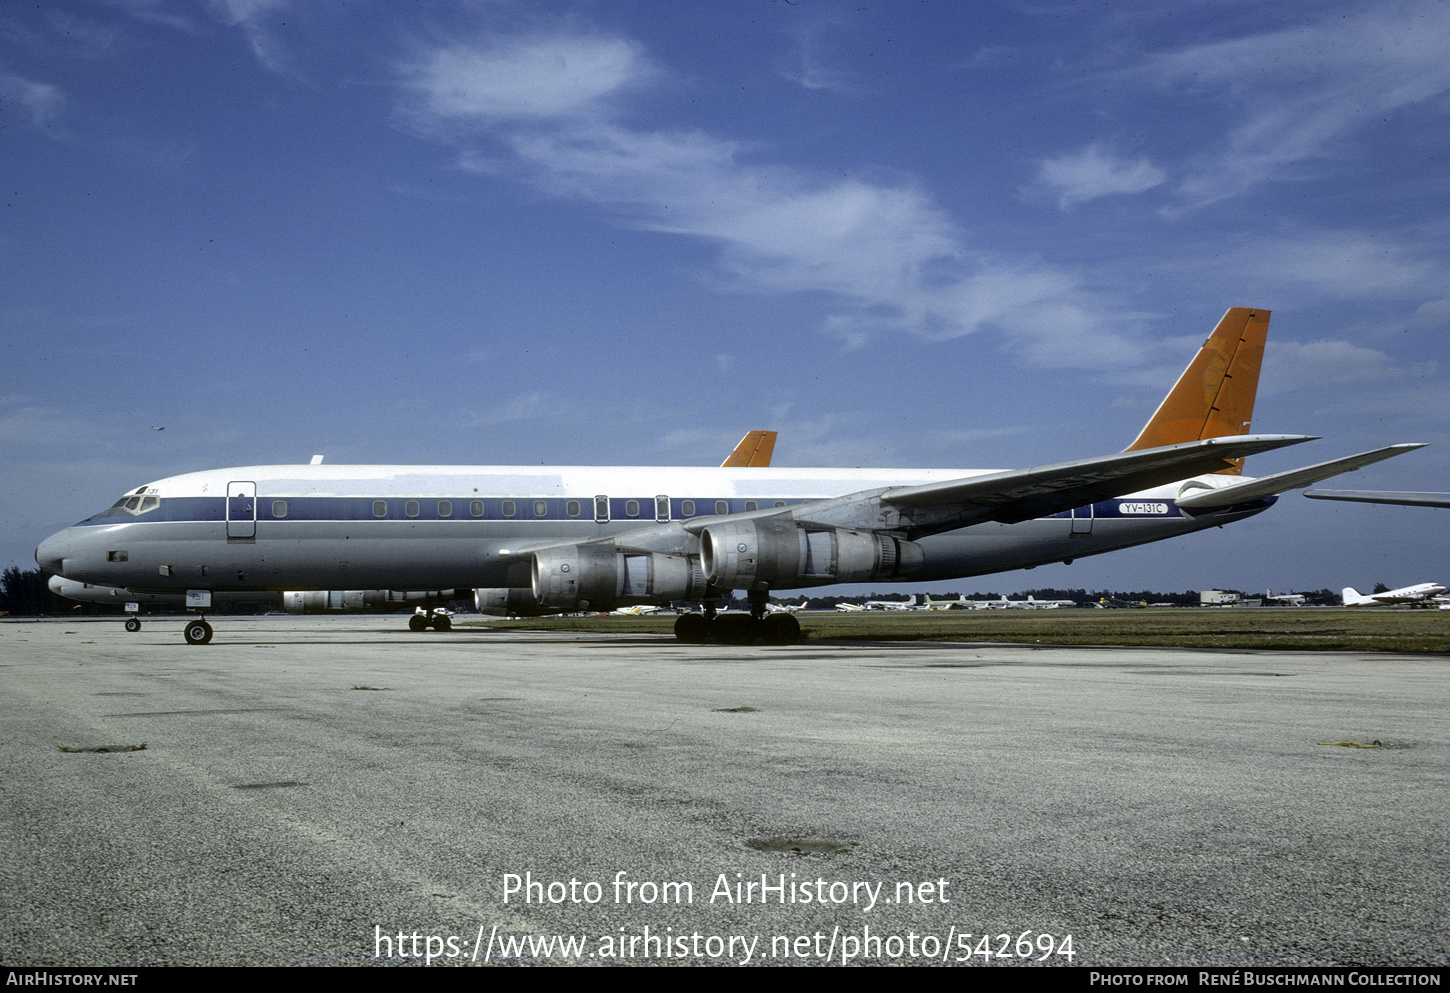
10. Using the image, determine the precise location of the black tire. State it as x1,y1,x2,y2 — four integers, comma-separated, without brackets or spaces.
712,614,760,645
124,618,141,633
408,614,428,632
183,619,213,645
761,613,801,645
674,613,710,643
431,615,452,632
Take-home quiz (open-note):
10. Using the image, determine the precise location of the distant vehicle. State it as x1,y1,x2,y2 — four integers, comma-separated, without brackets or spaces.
1341,583,1448,607
1264,589,1307,605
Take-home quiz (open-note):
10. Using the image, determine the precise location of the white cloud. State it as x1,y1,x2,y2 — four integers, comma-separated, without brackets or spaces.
1227,232,1441,300
1146,1,1450,206
206,0,290,74
398,29,1147,368
400,33,656,126
2,74,65,128
1260,339,1425,397
1033,143,1165,208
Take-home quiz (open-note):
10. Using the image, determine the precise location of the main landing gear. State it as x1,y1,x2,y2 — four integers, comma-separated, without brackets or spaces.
183,617,214,645
124,617,141,633
408,609,452,632
672,591,802,645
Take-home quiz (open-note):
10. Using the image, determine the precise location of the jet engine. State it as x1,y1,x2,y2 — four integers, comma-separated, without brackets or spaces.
531,545,709,611
700,519,923,589
474,588,560,618
282,589,459,614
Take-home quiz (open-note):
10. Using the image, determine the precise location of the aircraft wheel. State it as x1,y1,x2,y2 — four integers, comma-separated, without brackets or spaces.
674,613,709,643
124,618,141,633
431,615,452,632
713,615,760,646
183,619,213,645
408,614,428,632
761,613,801,645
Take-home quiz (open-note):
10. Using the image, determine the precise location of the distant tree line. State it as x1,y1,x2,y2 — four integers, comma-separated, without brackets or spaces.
0,568,70,616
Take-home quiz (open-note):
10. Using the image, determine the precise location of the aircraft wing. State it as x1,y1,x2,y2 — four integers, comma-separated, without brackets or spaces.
1175,444,1426,511
1303,488,1450,509
877,434,1316,526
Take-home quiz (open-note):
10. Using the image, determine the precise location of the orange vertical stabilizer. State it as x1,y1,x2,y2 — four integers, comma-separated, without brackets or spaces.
721,430,777,468
1124,308,1270,474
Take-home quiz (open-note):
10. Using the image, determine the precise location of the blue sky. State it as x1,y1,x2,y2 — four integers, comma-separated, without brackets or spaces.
4,0,1449,594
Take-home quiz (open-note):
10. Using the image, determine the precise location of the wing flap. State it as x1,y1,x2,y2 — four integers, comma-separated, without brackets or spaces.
1175,445,1426,510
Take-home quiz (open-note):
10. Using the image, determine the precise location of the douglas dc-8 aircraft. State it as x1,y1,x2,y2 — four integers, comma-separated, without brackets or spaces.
36,309,1422,646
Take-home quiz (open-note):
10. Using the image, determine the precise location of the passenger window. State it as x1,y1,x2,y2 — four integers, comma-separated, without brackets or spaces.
108,550,128,562
272,501,287,518
534,500,547,517
774,501,785,508
373,501,387,517
469,501,484,517
745,501,757,512
715,501,728,515
502,501,516,517
405,501,420,518
625,500,639,517
681,500,695,517
566,500,580,517
438,501,452,517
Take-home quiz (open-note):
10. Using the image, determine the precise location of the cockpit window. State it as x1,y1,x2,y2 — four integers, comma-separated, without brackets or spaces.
109,493,160,516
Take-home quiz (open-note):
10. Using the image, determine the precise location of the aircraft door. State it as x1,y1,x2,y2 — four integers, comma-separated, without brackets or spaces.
227,481,257,539
1071,504,1093,536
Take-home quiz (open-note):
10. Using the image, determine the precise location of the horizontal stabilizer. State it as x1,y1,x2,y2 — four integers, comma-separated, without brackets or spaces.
884,434,1315,524
1303,489,1450,509
1175,444,1426,510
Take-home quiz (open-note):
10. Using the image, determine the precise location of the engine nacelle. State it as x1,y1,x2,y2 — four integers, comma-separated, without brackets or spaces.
282,589,458,614
531,545,708,611
474,588,561,618
700,519,923,589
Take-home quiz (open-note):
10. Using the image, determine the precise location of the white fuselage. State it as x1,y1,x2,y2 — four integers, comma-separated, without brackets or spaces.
36,463,1273,598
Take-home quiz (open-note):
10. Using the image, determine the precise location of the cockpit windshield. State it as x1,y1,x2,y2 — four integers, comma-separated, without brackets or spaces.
106,487,160,516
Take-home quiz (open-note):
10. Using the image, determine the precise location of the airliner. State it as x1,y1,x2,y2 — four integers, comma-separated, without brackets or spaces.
1341,583,1448,607
35,309,1422,646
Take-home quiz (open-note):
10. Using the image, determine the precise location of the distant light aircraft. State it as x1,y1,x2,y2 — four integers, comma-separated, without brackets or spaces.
37,308,1423,646
1304,490,1450,509
1341,583,1448,607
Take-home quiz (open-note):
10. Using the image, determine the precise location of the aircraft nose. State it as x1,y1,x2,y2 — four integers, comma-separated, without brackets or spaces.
35,530,71,575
